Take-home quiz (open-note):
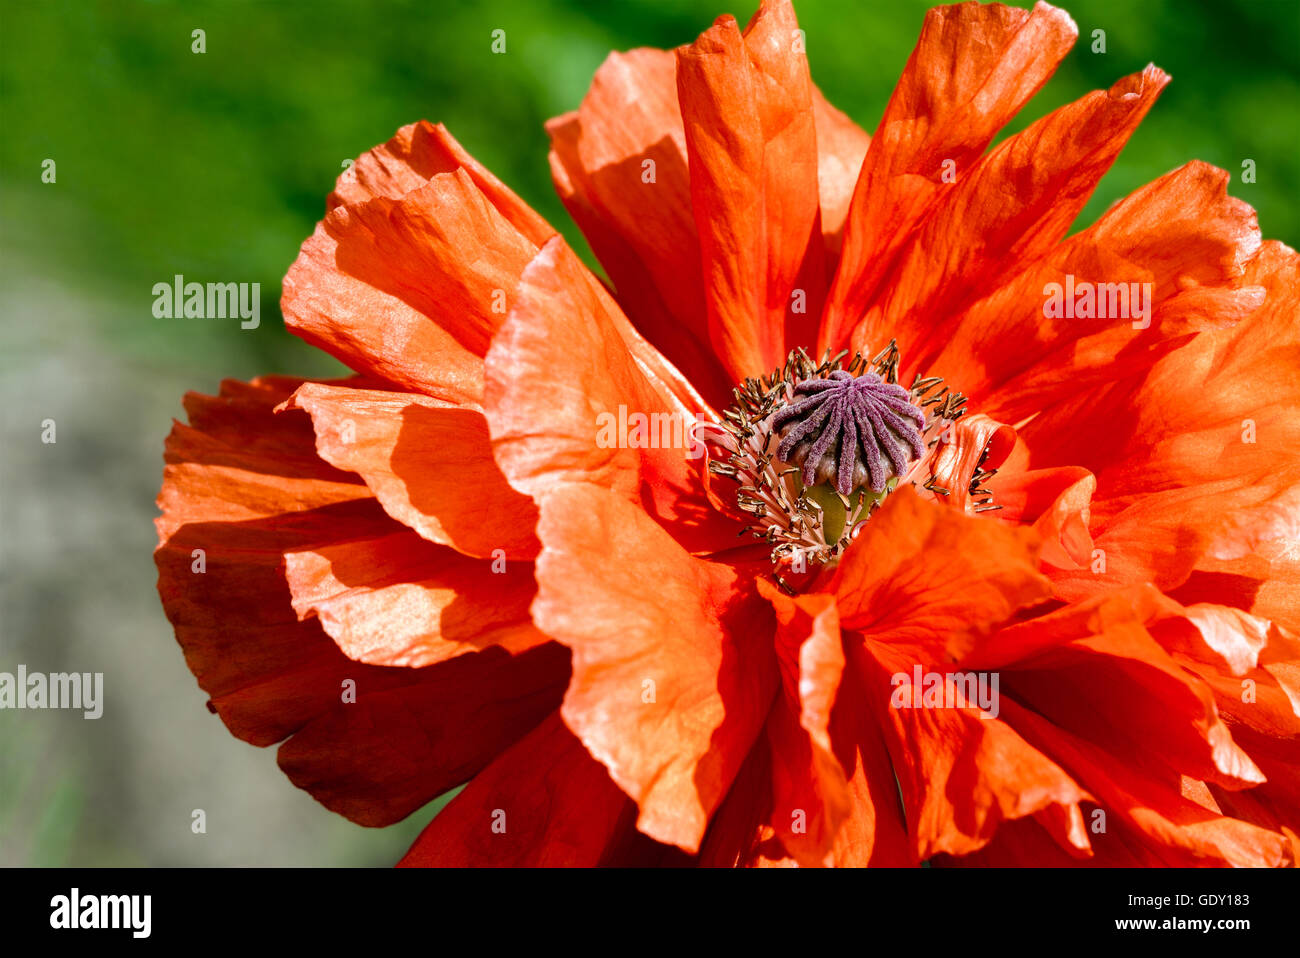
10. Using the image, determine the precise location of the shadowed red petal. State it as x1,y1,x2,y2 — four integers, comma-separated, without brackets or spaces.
757,582,914,867
278,643,569,826
860,640,1092,860
397,712,658,866
1181,627,1300,846
155,377,568,825
1172,548,1300,642
156,377,378,745
826,651,916,866
965,594,1265,791
696,724,787,866
759,583,850,865
1003,698,1289,866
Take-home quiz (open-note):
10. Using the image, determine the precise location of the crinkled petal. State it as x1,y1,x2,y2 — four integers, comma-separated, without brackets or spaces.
329,120,554,247
849,65,1170,376
486,236,739,554
283,169,547,405
830,486,1052,661
967,163,1263,422
676,0,826,378
155,377,566,825
284,382,539,559
284,529,548,668
822,0,1078,349
533,483,778,853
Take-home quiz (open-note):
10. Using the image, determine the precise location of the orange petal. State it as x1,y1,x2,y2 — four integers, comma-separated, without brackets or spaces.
1172,547,1300,640
1028,241,1300,597
676,0,826,378
284,381,539,559
849,65,1170,377
830,486,1052,662
1187,626,1300,752
155,377,567,825
283,169,543,405
486,236,739,554
822,0,1077,350
859,640,1092,860
156,376,380,745
990,465,1097,571
546,49,732,409
811,87,870,259
924,412,1017,514
329,120,553,246
759,583,850,865
952,162,1263,422
534,483,778,853
284,529,548,668
1201,644,1300,848
1149,598,1272,678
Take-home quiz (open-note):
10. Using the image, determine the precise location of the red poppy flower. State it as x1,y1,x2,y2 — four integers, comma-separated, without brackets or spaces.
156,0,1300,866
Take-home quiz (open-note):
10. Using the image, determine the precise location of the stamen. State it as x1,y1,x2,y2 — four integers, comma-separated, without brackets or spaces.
703,345,978,585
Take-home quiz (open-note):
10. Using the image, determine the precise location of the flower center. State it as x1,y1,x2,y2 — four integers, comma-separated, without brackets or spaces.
771,369,926,496
706,343,970,590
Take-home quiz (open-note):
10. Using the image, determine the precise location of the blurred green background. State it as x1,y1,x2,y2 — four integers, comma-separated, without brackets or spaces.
1,0,1296,866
